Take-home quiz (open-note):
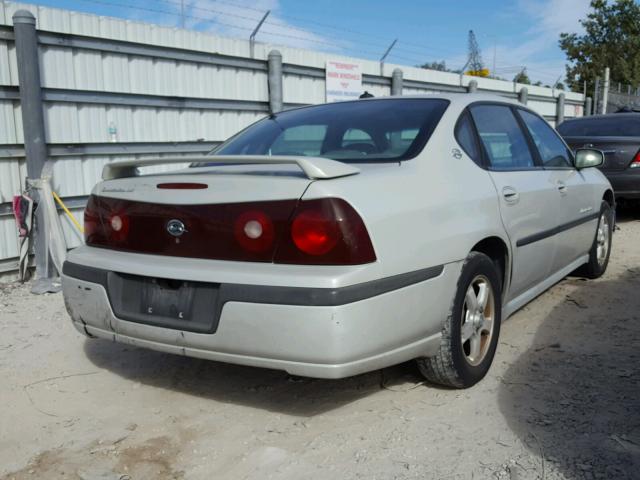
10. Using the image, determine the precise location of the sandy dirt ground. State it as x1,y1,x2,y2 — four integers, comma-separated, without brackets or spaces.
1,211,639,480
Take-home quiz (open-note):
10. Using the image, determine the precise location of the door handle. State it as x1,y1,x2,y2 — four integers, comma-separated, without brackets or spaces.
557,181,567,194
502,186,519,204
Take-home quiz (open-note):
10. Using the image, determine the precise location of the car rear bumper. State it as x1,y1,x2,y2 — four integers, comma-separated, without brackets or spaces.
604,169,640,199
62,259,460,379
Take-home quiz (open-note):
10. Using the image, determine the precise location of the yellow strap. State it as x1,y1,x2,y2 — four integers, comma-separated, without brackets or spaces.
52,191,85,233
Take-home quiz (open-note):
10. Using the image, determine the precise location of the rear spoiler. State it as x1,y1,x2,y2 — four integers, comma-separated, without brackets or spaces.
102,155,360,181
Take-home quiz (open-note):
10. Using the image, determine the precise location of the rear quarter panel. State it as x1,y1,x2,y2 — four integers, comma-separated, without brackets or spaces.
302,108,510,283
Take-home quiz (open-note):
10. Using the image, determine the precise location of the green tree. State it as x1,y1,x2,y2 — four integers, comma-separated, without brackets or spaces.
419,60,450,72
514,69,531,84
560,0,640,92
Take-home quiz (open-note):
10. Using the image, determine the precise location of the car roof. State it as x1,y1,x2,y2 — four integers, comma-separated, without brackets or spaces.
348,93,520,107
280,93,523,117
561,112,640,123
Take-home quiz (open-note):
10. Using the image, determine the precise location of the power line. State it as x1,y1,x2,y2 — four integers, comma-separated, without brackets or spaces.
74,0,437,66
198,0,466,57
155,0,466,60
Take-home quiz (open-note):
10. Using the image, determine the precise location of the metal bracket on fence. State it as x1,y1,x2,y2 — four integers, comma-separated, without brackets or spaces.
249,10,270,59
379,39,397,77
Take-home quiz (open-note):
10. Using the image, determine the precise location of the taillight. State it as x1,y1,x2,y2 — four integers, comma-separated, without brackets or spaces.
108,212,129,242
630,150,640,168
233,210,275,253
84,196,131,244
84,195,376,265
274,198,376,265
83,197,99,240
291,208,340,255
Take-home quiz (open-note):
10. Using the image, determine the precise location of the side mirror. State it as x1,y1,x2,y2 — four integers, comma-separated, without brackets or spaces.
574,149,604,169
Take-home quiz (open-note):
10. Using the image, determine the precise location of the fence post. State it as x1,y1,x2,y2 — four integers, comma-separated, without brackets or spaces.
13,10,52,283
601,67,609,114
518,87,528,105
556,92,565,125
584,97,592,116
467,79,478,93
267,49,283,114
391,68,403,96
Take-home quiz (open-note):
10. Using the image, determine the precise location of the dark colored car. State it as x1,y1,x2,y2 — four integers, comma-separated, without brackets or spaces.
557,113,640,201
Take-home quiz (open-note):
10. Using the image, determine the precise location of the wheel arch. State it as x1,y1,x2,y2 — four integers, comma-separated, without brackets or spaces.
470,236,510,296
603,188,614,207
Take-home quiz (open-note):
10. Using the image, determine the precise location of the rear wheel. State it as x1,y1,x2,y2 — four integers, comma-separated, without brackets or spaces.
577,201,613,279
417,252,502,388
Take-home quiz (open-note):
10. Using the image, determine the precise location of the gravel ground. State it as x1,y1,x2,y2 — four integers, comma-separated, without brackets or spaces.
1,211,639,480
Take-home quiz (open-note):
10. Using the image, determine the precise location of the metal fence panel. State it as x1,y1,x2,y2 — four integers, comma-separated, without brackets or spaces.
0,1,586,275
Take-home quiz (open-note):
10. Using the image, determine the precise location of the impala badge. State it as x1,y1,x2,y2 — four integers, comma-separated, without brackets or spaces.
166,219,186,237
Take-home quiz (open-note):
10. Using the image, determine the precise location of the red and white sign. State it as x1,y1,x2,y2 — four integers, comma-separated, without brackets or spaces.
325,60,363,103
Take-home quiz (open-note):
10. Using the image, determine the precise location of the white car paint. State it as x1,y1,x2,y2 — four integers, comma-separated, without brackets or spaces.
62,94,612,379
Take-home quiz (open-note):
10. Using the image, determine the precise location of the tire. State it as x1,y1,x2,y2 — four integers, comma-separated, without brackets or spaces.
416,252,502,388
576,200,613,279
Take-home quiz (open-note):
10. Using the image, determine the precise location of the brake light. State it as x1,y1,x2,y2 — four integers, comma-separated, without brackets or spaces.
157,183,208,189
291,208,340,255
631,150,640,168
275,198,376,265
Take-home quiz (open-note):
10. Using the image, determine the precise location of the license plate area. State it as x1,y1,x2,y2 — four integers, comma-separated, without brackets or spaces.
107,272,221,333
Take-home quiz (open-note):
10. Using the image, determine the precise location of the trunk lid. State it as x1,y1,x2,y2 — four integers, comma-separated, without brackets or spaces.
97,155,359,205
86,155,368,264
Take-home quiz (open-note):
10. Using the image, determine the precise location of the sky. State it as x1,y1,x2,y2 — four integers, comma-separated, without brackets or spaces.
22,0,594,85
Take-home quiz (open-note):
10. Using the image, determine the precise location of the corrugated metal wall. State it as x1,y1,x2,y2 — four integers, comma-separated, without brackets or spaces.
0,1,585,275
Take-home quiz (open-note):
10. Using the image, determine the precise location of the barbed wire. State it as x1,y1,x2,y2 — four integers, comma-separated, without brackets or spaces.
75,0,455,67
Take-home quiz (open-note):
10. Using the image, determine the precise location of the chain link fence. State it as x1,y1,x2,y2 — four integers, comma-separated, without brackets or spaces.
592,77,640,114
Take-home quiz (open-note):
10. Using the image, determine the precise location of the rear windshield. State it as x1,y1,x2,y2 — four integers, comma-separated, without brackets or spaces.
205,99,449,163
557,116,640,137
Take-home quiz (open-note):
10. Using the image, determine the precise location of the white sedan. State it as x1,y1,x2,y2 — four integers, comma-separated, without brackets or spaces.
62,94,613,388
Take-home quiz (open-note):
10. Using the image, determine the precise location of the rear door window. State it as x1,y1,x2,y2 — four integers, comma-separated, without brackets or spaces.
470,105,536,170
518,109,573,168
455,112,481,165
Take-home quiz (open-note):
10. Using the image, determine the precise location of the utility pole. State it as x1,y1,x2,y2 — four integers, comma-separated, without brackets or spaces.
492,41,496,77
467,30,485,74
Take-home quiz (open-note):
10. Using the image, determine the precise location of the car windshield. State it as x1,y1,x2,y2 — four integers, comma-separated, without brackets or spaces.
202,99,449,164
557,116,640,137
